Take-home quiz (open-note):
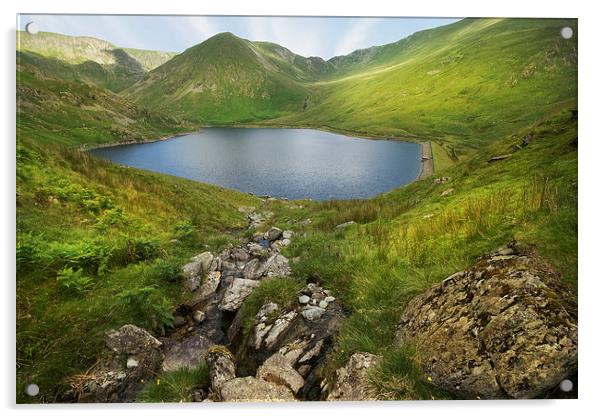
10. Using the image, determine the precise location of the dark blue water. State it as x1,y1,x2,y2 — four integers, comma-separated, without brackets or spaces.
90,128,421,200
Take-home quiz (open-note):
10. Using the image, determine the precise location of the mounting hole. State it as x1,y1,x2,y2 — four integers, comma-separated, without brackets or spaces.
559,379,574,392
25,22,39,35
560,26,573,39
25,383,40,396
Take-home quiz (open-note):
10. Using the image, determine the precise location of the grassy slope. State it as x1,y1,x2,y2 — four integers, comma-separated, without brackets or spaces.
17,57,195,147
16,58,260,402
17,31,176,92
124,33,313,124
273,18,577,157
269,109,577,398
122,48,178,71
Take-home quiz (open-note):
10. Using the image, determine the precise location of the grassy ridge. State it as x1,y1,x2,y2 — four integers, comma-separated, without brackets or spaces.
124,33,312,124
277,18,577,156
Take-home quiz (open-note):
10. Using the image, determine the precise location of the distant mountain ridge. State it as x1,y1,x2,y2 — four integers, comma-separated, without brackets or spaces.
17,31,177,92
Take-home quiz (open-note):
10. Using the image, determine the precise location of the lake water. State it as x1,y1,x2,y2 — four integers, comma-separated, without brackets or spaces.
90,128,421,200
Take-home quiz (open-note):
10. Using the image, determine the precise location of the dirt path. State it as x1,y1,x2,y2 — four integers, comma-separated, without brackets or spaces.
418,141,434,179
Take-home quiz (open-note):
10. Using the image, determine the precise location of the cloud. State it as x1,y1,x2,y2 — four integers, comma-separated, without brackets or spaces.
247,16,325,57
333,18,382,57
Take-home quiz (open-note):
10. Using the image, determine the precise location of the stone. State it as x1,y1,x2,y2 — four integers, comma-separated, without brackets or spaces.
194,252,215,272
193,310,206,323
219,377,296,402
433,176,451,185
440,188,454,197
324,296,336,303
298,339,324,364
231,247,250,262
206,346,236,391
189,271,221,306
256,302,279,320
301,306,325,322
318,300,328,309
162,333,213,372
219,278,260,311
242,258,266,280
264,311,297,350
335,221,356,230
263,254,292,277
253,322,273,350
257,353,305,394
247,242,266,257
265,227,283,242
126,357,139,369
395,244,578,399
105,324,162,355
298,295,310,304
181,252,214,291
282,230,294,240
326,352,380,401
172,315,187,328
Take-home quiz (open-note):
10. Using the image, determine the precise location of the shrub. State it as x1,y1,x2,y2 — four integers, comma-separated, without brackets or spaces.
121,237,160,264
172,221,198,243
151,258,182,283
56,267,94,293
114,287,174,334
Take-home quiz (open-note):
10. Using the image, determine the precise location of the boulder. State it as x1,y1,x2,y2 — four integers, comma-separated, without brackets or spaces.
242,258,266,280
326,352,380,401
301,306,325,322
219,278,260,311
105,324,162,355
282,230,294,240
161,333,213,372
265,227,283,241
206,345,236,391
193,310,206,323
264,254,292,277
219,377,296,402
257,353,305,394
181,252,215,292
263,311,297,350
188,271,221,307
396,244,578,399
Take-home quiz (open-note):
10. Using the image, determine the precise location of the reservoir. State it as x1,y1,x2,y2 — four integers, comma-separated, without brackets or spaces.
90,128,421,200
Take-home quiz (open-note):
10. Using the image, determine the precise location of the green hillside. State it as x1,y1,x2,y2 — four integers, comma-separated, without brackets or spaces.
278,18,577,158
17,54,193,147
122,48,178,71
17,31,177,92
124,32,315,123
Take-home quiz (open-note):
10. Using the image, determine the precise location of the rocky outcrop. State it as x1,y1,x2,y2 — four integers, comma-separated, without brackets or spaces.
206,345,295,402
326,352,381,401
396,243,578,399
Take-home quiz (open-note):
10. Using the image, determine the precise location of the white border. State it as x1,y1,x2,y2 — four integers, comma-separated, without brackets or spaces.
2,1,599,417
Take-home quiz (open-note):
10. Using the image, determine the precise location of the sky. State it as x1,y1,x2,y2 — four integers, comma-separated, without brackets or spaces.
17,14,460,59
